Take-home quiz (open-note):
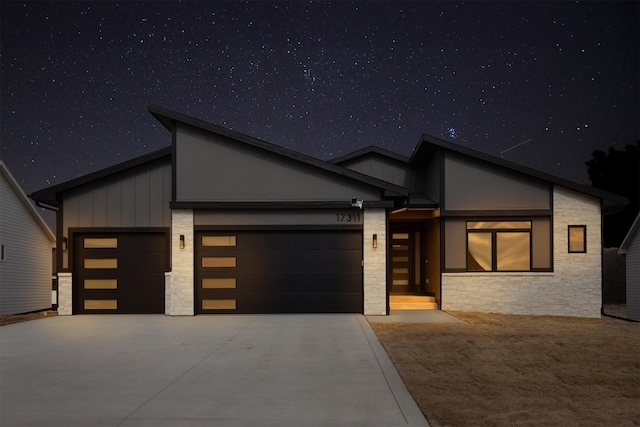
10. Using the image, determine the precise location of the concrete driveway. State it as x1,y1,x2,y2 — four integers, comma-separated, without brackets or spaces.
0,314,429,426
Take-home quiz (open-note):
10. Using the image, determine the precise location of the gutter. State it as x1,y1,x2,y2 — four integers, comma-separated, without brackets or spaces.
35,200,58,212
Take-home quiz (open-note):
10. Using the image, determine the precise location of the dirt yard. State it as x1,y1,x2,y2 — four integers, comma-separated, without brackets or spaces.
371,312,640,427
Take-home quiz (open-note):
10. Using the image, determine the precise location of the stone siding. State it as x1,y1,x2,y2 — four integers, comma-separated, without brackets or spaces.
442,186,602,317
57,272,72,315
166,209,195,315
363,208,387,315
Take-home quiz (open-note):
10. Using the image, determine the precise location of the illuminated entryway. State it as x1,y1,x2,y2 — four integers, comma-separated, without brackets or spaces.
389,209,441,308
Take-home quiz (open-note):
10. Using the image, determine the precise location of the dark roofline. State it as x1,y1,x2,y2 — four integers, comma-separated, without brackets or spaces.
30,147,172,206
412,134,628,211
147,104,408,197
329,145,410,165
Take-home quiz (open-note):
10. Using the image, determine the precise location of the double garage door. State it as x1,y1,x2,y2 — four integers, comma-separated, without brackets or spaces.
75,232,168,314
196,230,363,314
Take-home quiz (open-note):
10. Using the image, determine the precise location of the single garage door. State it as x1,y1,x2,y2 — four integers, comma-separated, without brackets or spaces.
196,230,363,314
75,232,168,314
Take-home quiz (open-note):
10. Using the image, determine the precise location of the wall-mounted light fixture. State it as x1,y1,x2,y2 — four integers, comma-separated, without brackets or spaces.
62,237,68,251
372,234,378,248
179,235,185,249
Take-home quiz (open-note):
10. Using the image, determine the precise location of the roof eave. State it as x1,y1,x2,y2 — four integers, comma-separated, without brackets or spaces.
30,146,172,203
1,162,56,243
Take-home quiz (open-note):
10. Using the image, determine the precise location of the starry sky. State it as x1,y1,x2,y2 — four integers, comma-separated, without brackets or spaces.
1,1,638,212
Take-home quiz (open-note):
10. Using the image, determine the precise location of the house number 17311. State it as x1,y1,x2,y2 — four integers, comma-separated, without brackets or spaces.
336,213,361,222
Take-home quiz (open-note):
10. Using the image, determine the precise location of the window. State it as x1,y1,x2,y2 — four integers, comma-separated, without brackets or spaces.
568,225,586,253
0,244,5,261
467,221,532,271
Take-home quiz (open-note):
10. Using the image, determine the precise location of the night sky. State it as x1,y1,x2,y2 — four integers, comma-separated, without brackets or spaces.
2,1,638,220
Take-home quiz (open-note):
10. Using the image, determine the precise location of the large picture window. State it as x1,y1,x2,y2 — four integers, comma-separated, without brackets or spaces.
467,221,532,271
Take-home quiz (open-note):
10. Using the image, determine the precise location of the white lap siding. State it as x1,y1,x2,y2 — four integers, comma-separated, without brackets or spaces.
442,186,602,317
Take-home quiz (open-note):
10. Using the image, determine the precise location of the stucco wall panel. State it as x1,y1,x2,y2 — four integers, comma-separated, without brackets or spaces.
176,124,381,202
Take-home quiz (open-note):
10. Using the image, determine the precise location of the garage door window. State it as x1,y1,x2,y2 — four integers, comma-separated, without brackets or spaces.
202,236,236,246
84,279,118,289
84,300,117,310
202,257,236,267
202,278,237,288
84,238,118,248
202,299,236,310
84,258,118,269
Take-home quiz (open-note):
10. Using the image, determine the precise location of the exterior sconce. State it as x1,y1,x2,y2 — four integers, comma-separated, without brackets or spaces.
62,237,68,251
372,234,378,248
179,235,185,249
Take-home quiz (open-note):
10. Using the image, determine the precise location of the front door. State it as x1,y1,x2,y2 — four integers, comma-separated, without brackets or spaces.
390,228,418,294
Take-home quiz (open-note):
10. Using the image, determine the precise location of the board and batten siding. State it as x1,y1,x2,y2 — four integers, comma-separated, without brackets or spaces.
61,157,171,269
1,165,55,314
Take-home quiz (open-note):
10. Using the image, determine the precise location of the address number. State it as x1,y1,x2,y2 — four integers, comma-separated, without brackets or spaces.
336,213,361,222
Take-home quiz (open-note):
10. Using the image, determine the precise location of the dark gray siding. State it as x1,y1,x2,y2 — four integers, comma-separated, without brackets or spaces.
444,151,550,211
444,218,466,270
61,157,171,269
1,169,54,314
195,209,364,227
338,153,409,188
176,124,381,202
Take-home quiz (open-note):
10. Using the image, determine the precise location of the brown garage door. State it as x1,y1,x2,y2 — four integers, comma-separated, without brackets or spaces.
75,232,168,314
196,230,363,314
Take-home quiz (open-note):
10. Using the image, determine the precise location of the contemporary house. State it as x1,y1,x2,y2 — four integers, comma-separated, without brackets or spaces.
30,105,627,318
618,214,640,322
1,161,56,314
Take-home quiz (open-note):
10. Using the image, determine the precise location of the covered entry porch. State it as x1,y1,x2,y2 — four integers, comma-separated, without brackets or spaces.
388,208,441,310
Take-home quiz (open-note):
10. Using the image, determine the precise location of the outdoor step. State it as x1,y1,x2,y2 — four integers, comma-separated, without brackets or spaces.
391,302,439,310
389,295,438,310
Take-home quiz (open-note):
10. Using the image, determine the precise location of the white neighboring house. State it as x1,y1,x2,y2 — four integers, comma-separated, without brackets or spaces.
618,213,640,322
0,161,55,314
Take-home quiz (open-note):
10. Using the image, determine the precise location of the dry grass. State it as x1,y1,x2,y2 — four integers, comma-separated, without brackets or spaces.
371,312,640,427
0,310,57,326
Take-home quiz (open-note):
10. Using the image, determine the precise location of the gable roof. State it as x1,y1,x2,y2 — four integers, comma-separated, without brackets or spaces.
29,147,172,207
329,145,410,165
147,104,408,198
412,134,628,211
618,213,640,254
1,162,55,242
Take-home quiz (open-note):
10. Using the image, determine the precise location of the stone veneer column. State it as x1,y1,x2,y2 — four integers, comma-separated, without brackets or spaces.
166,209,195,316
57,272,72,315
363,208,387,315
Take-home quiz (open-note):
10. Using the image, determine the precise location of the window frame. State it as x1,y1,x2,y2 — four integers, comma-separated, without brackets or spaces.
568,225,587,253
466,220,533,272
